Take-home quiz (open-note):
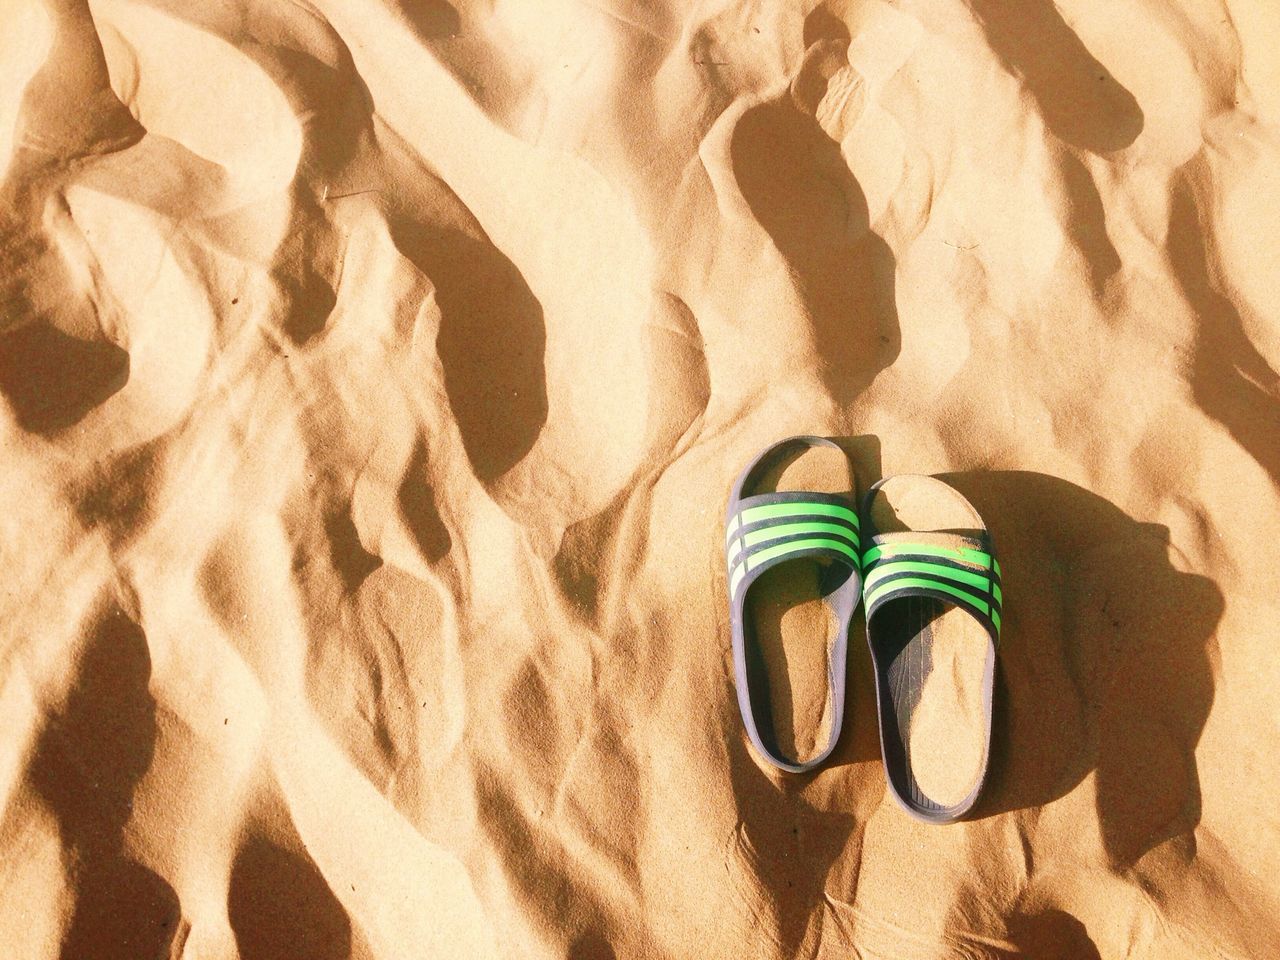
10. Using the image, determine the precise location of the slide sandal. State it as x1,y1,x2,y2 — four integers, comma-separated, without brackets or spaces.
725,436,862,773
861,475,1001,822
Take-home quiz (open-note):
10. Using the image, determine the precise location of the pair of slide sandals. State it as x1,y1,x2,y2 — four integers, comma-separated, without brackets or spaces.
725,436,1001,823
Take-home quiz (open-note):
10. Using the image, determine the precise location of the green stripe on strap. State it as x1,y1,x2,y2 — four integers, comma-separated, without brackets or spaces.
864,558,996,596
747,536,859,569
866,576,1001,633
727,521,859,565
728,536,859,595
740,501,858,528
863,542,994,570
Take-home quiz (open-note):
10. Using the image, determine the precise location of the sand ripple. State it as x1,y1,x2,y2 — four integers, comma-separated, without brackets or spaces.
2,1,1279,957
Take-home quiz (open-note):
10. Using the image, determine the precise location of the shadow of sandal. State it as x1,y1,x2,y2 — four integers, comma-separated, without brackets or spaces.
941,471,1222,868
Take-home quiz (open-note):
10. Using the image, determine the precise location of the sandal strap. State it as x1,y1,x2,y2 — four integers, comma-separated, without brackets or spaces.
725,491,860,599
863,536,1002,640
724,436,862,774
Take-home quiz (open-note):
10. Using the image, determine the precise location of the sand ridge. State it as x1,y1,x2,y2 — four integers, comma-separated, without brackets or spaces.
2,0,1280,957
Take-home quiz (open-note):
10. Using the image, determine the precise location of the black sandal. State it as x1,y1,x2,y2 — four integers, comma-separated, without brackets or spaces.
862,474,1001,822
725,436,862,773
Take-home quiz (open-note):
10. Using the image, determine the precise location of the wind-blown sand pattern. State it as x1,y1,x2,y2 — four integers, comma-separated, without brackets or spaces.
1,1,1279,957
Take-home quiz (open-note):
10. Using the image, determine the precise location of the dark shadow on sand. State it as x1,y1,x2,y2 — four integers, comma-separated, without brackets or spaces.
1169,170,1280,488
228,831,353,960
388,218,548,486
401,0,461,39
0,322,128,433
966,0,1144,153
729,19,899,405
396,438,453,562
30,599,181,960
1005,908,1102,960
1059,151,1123,295
965,1,1143,297
568,930,618,960
943,471,1222,868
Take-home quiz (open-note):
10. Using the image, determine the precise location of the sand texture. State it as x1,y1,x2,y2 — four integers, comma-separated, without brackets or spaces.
2,0,1280,957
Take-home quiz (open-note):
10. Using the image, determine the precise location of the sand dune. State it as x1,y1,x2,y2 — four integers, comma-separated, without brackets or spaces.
2,0,1279,957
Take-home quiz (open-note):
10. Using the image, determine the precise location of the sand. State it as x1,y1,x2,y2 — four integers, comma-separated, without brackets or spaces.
1,0,1279,957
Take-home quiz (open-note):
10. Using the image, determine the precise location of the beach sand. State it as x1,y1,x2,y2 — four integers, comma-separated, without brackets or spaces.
2,0,1279,957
